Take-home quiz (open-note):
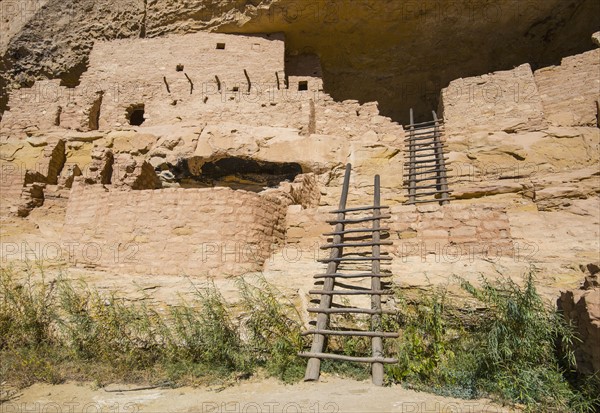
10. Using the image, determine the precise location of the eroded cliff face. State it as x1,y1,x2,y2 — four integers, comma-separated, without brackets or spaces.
2,0,599,122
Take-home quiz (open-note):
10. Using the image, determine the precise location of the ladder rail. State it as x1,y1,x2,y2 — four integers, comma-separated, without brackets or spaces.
371,175,385,385
304,163,351,382
433,111,450,205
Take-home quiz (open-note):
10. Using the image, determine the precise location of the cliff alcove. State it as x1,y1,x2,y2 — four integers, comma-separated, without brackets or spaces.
1,0,598,123
163,157,303,192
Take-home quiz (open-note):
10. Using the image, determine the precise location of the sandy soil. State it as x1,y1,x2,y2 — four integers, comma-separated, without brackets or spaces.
1,377,517,413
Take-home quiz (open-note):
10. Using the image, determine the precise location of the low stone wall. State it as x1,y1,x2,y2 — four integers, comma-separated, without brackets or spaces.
284,203,514,261
61,183,289,276
392,203,513,260
440,63,546,135
0,79,93,134
534,49,600,127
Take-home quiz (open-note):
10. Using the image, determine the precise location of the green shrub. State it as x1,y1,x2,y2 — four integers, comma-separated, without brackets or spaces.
57,279,164,370
2,264,599,413
0,265,56,349
385,273,600,412
167,283,246,372
236,275,306,382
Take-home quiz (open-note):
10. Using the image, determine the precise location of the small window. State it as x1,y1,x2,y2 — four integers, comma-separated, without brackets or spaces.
176,64,184,71
216,43,226,50
298,81,308,91
232,86,239,92
126,104,145,126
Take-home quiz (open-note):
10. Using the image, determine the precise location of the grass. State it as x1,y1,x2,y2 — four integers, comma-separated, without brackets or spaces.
1,264,599,412
0,265,307,388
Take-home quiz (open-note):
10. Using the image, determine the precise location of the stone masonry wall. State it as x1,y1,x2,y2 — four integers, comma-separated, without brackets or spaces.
82,32,286,130
391,203,513,261
284,203,513,261
534,49,600,127
0,79,93,134
61,183,289,276
440,63,547,135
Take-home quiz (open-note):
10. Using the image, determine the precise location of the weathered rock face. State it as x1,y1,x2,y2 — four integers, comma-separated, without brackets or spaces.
1,30,599,287
2,0,599,123
558,264,600,377
440,48,600,212
0,11,599,386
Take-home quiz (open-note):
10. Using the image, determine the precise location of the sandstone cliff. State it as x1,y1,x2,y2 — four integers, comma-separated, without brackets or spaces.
2,0,599,123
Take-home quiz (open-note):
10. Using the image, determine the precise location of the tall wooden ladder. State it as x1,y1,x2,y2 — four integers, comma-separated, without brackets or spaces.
299,164,398,386
404,109,453,205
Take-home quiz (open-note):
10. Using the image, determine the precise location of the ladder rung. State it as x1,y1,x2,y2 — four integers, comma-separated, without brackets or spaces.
412,145,447,152
313,273,392,279
411,140,446,147
407,119,444,127
413,190,453,197
407,135,437,143
408,175,450,183
309,289,394,295
404,157,449,165
326,215,391,224
307,308,397,315
408,128,443,138
318,257,392,263
321,241,393,249
403,168,451,176
298,352,398,364
324,228,390,236
329,205,390,213
404,198,455,205
405,132,443,141
404,182,456,190
413,152,443,158
301,329,399,338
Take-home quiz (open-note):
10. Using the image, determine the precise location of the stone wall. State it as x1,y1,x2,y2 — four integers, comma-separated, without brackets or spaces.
285,203,513,260
0,79,92,134
534,49,600,127
61,183,290,276
1,31,404,144
0,32,291,134
438,47,600,206
391,203,513,259
81,32,286,130
440,63,547,135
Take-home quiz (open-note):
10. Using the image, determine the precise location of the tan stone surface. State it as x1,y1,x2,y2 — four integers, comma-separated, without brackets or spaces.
534,49,600,127
7,378,513,413
3,0,598,125
441,64,547,134
0,33,598,382
559,265,600,377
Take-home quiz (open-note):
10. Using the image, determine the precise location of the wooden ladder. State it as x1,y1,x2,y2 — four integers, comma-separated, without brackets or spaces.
404,109,453,205
299,164,398,386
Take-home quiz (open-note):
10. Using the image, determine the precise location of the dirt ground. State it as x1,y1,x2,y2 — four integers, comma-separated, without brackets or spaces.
1,376,517,413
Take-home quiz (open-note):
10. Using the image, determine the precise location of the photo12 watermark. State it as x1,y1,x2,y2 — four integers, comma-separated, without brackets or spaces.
0,241,139,266
0,401,139,413
201,402,339,413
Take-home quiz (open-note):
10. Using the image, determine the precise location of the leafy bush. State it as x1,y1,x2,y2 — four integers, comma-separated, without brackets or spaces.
0,264,56,349
236,275,307,382
168,284,246,371
0,267,309,387
2,264,599,413
385,273,600,413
